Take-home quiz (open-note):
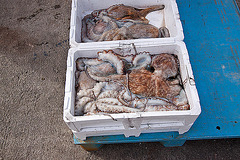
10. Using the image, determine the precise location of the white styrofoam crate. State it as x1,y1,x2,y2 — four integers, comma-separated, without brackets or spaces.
63,41,201,140
69,0,184,48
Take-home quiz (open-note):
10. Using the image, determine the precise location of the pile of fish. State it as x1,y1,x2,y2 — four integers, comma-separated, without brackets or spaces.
75,50,190,116
81,4,170,42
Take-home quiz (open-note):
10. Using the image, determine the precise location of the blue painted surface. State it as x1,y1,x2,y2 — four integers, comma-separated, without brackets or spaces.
74,0,240,146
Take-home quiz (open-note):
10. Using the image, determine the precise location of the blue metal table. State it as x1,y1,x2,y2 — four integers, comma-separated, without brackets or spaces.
74,0,240,151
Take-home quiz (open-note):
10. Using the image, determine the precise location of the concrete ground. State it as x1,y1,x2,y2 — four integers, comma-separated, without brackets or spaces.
0,0,240,159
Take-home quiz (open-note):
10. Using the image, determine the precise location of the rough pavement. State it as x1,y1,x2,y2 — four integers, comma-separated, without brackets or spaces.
0,0,240,159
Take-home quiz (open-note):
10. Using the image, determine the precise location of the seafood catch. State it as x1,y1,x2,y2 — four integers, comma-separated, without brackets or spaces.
75,50,190,116
81,4,170,42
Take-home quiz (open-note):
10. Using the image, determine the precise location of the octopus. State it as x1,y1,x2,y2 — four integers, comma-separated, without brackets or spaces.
88,51,181,100
75,71,96,92
81,4,169,42
75,50,189,116
106,4,165,23
84,50,125,81
128,24,160,39
75,82,140,115
82,13,120,42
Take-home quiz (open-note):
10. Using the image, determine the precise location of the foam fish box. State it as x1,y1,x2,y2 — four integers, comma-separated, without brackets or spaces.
64,41,201,140
69,0,184,48
64,0,201,140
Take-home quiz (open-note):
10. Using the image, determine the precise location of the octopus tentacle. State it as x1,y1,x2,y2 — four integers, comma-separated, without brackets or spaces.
87,67,114,81
83,58,104,66
98,90,119,99
81,14,93,42
75,97,94,115
76,89,94,99
97,98,122,105
87,62,117,77
84,102,97,113
139,5,165,17
93,82,107,98
132,53,151,69
96,103,140,113
76,97,93,108
98,50,125,74
172,89,188,107
159,27,170,38
144,105,178,111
